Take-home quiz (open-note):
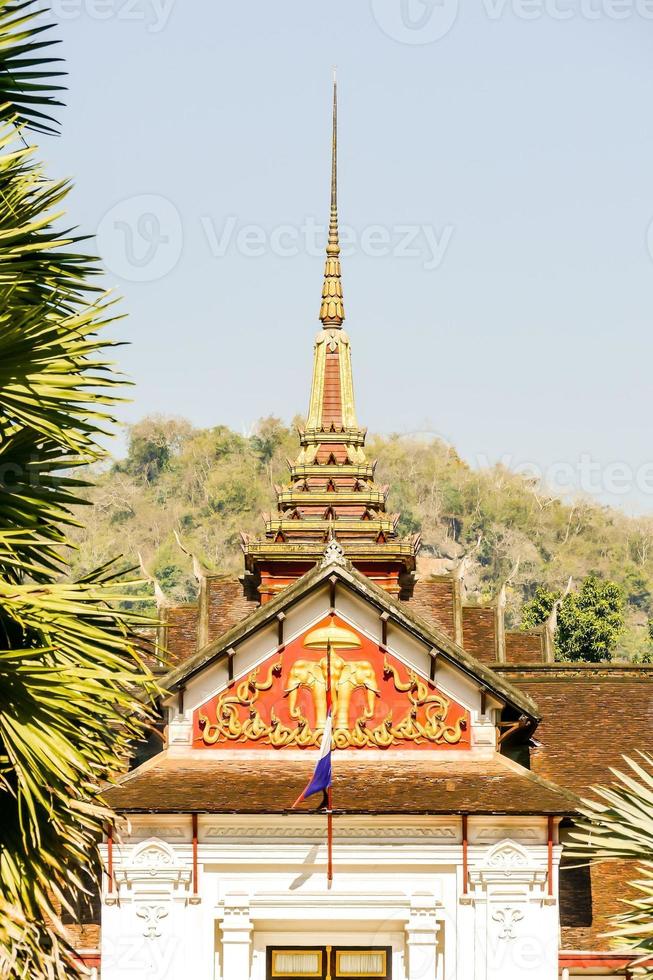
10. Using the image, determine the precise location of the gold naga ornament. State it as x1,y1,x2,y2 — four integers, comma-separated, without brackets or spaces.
197,623,467,749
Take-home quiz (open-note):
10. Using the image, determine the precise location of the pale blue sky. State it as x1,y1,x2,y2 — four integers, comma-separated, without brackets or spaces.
41,1,653,511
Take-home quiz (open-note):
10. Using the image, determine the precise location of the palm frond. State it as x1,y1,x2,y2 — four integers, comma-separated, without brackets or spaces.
0,9,160,977
569,753,653,976
0,0,65,134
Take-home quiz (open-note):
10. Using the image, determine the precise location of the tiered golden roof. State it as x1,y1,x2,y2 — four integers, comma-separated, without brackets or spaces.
242,78,419,589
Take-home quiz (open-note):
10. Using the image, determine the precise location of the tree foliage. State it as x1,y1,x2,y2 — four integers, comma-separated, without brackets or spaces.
119,416,193,483
521,576,625,662
557,576,625,662
71,421,653,661
0,3,158,976
521,587,559,631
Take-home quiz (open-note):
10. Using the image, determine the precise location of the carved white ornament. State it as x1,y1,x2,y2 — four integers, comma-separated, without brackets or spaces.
321,537,347,567
132,840,175,876
492,907,524,941
136,904,168,939
111,837,193,903
316,328,350,353
465,838,549,909
203,825,457,840
484,840,529,876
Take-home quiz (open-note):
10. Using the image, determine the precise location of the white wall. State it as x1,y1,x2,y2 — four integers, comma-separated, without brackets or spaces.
100,815,560,980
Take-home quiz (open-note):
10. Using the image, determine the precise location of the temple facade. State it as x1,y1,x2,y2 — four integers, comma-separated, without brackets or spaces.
74,83,653,980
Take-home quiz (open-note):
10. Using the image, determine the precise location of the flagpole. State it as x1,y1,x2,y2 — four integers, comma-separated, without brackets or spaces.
290,636,335,885
326,638,333,889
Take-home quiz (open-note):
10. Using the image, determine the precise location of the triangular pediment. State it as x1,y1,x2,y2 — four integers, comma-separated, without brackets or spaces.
164,561,539,739
193,614,470,753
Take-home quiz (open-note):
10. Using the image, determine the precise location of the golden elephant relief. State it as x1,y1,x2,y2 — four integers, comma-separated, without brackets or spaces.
197,631,468,750
285,653,380,731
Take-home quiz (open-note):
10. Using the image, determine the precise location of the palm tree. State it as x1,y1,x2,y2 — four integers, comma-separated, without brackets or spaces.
0,3,159,977
570,753,653,977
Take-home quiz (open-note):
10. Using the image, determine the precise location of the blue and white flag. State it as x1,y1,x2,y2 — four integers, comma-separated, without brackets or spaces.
294,712,332,805
292,642,333,807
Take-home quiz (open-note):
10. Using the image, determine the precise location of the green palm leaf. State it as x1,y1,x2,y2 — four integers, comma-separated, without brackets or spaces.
0,3,161,977
569,753,653,976
0,0,65,134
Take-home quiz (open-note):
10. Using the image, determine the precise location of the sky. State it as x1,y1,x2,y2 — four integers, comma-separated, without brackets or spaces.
39,0,653,513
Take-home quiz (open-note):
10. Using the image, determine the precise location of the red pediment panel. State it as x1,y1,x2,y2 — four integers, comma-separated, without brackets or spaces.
193,616,470,751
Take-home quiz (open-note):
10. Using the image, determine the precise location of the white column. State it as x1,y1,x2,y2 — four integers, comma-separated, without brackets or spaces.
221,894,252,980
405,893,440,980
465,840,558,980
100,838,197,980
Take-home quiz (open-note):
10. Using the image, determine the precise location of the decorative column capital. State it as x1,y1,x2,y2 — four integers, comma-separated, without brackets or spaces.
108,837,193,905
221,893,253,942
405,893,441,980
465,839,549,904
221,893,253,980
408,892,440,927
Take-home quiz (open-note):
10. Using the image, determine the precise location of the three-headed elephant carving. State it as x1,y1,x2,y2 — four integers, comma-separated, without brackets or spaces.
284,660,328,727
284,655,381,731
332,659,380,730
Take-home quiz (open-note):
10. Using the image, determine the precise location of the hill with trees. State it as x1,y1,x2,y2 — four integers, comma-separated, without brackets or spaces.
70,414,653,662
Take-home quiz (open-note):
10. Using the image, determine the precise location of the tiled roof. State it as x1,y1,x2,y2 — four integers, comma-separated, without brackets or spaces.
494,664,653,795
103,752,577,815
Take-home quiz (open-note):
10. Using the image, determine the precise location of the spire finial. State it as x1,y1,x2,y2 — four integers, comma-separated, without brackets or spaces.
319,71,345,327
331,67,337,214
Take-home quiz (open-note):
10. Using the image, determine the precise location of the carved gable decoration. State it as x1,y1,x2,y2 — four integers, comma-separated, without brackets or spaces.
193,615,470,751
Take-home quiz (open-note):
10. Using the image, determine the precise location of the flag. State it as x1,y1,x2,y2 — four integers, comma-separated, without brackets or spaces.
291,638,335,886
292,641,333,807
294,712,332,805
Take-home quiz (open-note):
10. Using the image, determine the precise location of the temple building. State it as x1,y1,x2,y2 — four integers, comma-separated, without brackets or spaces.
74,83,653,980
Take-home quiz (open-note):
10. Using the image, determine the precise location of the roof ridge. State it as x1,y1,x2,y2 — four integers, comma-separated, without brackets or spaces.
493,752,581,807
162,559,540,721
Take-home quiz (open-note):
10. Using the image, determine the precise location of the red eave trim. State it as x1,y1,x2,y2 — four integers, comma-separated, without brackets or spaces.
75,952,101,968
559,953,653,969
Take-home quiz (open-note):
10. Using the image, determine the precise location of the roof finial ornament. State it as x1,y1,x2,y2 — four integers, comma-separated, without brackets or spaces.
138,552,170,609
173,529,209,582
321,532,347,567
319,70,345,327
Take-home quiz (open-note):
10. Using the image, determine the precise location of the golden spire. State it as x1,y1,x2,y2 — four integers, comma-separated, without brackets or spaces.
319,71,345,327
